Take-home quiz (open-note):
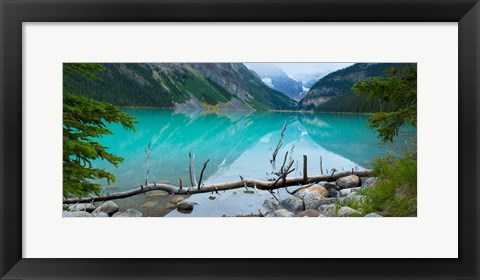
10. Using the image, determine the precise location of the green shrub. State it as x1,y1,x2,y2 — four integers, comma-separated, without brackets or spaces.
355,151,417,217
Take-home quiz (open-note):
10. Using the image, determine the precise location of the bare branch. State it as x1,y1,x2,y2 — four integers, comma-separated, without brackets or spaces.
63,170,374,204
189,153,197,187
197,159,210,190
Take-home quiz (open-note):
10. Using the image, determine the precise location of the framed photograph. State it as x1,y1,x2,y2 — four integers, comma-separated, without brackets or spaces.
1,0,479,279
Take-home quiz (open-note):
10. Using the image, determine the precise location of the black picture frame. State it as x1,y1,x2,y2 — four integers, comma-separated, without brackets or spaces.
1,0,479,279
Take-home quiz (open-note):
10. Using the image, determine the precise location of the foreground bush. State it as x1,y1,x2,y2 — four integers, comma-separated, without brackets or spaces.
351,151,417,217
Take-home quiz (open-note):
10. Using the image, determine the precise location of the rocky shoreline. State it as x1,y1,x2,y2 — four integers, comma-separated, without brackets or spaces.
259,175,381,217
63,174,381,218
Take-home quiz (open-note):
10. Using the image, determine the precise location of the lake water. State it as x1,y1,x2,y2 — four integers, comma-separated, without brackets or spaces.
93,109,415,217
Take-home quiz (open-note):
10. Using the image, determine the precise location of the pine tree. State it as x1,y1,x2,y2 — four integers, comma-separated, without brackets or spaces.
352,64,417,142
63,63,137,197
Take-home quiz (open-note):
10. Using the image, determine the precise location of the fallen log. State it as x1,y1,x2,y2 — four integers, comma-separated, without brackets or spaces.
63,170,374,204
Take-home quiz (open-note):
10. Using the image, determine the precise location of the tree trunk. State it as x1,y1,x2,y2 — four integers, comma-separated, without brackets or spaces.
63,170,374,204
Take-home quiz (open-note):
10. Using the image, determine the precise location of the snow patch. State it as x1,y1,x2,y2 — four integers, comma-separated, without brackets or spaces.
261,77,274,88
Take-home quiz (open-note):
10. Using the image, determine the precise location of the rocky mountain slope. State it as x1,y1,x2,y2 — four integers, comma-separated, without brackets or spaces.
66,63,297,111
245,63,304,100
298,63,407,112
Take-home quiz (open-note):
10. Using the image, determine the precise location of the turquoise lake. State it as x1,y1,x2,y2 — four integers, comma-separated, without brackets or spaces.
93,109,416,217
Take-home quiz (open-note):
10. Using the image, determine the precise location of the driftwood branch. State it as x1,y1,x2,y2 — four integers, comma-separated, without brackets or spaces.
197,159,210,189
189,153,197,187
63,170,374,204
270,124,286,173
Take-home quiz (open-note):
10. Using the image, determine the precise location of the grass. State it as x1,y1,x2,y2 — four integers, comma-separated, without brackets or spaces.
348,151,417,217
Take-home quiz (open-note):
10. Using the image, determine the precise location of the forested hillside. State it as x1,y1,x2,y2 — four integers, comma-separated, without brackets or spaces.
299,63,410,112
64,63,297,111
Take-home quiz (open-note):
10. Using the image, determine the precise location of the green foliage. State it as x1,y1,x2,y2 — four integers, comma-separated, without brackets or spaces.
353,64,417,142
63,63,136,197
314,92,398,113
353,152,417,217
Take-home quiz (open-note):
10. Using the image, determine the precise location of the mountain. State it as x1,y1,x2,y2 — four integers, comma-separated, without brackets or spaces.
298,63,408,112
244,63,304,100
65,63,297,111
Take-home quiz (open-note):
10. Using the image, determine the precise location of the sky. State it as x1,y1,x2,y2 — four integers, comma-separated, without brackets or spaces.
274,63,353,80
245,63,353,81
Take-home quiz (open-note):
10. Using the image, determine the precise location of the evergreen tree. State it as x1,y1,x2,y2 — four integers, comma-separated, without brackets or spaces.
63,63,136,197
352,64,417,142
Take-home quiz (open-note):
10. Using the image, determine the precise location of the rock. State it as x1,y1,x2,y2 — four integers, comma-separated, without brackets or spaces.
337,206,360,217
146,192,168,199
318,204,337,217
63,211,92,217
302,193,325,210
362,177,378,189
339,187,361,197
328,188,339,198
92,212,109,217
165,203,176,209
298,185,329,198
112,212,122,217
208,195,216,200
266,209,294,217
278,196,304,213
339,189,351,197
176,199,199,210
336,197,348,206
360,177,368,185
346,194,367,205
63,204,69,210
336,175,360,189
297,210,321,217
68,203,96,213
93,201,119,216
259,198,277,217
170,195,185,204
141,201,158,208
365,213,383,217
243,190,255,194
316,197,337,206
323,182,339,191
114,209,143,217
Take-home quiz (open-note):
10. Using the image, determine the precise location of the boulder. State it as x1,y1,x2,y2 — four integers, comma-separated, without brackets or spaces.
365,213,383,217
93,201,119,216
316,197,337,206
92,212,109,217
63,204,69,210
170,195,185,204
323,182,339,191
266,209,294,217
297,210,322,217
336,175,360,189
63,211,92,217
302,193,325,210
112,212,122,217
278,196,304,213
68,203,96,213
362,177,378,189
259,198,278,217
176,199,199,210
298,185,329,198
337,206,360,217
339,187,361,197
328,188,339,198
114,209,143,217
318,204,336,217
